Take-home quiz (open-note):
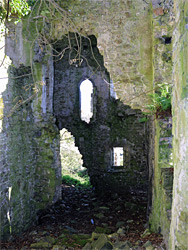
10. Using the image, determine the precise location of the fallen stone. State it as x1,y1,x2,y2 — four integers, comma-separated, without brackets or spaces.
51,245,66,250
77,233,91,239
117,227,126,236
41,231,50,236
126,220,133,224
146,245,155,250
141,228,151,238
115,205,122,211
30,241,52,249
59,233,66,238
91,232,100,240
91,234,113,250
108,232,119,241
101,223,108,227
124,202,137,210
82,242,92,250
43,236,56,244
99,206,110,210
94,213,105,219
64,226,78,233
113,240,132,250
116,221,125,228
95,226,111,234
143,240,152,247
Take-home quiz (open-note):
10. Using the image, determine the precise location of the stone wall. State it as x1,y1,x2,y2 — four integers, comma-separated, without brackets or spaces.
170,0,188,249
56,0,153,109
53,34,148,195
0,2,150,238
0,0,178,245
148,1,174,247
149,117,173,247
0,62,62,239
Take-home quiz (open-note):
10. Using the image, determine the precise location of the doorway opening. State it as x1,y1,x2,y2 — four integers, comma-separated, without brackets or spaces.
60,128,91,188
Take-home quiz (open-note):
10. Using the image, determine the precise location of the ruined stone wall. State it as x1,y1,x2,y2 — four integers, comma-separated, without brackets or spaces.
149,117,173,246
0,1,151,237
170,0,188,248
52,0,153,109
53,34,148,195
148,0,174,246
0,0,176,244
0,63,62,239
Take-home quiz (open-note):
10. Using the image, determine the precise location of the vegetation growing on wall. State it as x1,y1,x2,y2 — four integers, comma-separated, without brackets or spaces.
147,83,172,116
139,83,172,122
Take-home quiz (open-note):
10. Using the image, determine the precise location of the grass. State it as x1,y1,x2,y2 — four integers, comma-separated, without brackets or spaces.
60,128,92,189
62,170,91,188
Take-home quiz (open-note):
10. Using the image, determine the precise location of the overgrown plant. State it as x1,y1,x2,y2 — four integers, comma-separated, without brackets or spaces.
146,83,172,115
139,83,172,122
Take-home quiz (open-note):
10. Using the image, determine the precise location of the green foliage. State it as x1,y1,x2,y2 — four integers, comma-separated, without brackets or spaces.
62,174,91,188
147,83,172,113
0,0,31,24
60,128,83,175
138,116,148,123
9,0,30,17
60,128,91,189
139,83,172,122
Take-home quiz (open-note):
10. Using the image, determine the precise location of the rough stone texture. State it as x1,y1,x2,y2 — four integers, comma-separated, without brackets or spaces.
53,34,148,194
8,0,153,111
149,117,173,247
0,0,178,246
44,0,153,109
148,1,174,246
0,7,150,239
152,0,174,88
0,63,62,239
170,0,188,249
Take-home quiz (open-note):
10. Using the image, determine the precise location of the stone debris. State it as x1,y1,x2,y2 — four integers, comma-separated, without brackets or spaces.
2,185,165,249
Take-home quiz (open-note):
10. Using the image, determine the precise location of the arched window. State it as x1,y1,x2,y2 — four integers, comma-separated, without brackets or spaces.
80,79,93,123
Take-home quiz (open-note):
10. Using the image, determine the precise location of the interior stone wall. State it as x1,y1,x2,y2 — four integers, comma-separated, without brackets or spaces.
53,34,148,195
54,0,153,109
149,117,173,247
0,0,178,246
0,9,150,239
0,61,62,240
148,1,174,247
170,0,188,249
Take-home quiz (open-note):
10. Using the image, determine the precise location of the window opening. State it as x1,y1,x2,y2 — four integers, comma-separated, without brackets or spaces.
113,147,124,166
110,80,117,99
80,79,93,123
60,128,90,187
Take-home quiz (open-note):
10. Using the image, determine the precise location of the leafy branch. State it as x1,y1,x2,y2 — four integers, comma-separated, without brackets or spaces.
0,0,31,24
